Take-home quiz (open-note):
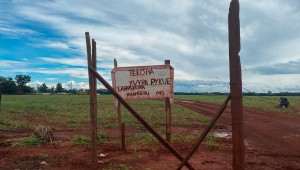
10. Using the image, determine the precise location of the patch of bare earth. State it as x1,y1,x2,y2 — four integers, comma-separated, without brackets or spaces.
1,100,299,169
1,127,232,170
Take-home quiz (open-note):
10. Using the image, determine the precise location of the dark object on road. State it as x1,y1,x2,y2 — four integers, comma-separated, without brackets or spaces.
279,97,289,108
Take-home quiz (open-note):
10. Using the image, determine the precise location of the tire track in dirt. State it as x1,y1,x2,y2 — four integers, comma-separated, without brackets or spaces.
175,100,300,169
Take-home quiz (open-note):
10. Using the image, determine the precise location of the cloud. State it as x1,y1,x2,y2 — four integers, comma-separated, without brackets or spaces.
39,57,113,69
27,80,43,89
175,79,230,93
0,60,28,68
242,73,300,93
43,41,70,50
9,67,88,79
0,25,36,38
27,80,93,90
250,59,300,75
62,81,105,90
1,0,300,92
39,57,87,67
46,78,58,81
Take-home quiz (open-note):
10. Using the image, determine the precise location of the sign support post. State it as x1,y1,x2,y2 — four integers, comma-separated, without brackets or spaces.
165,60,171,143
114,58,125,150
0,86,2,114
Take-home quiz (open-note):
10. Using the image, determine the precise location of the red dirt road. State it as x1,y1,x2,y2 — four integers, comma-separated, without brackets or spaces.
176,100,300,169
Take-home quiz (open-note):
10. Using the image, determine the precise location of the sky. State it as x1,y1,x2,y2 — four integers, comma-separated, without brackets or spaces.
0,0,300,93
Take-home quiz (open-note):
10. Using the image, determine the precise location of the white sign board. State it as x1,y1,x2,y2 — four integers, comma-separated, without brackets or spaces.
111,65,174,102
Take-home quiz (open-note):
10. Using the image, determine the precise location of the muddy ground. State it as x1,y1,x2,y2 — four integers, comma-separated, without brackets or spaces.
1,100,300,169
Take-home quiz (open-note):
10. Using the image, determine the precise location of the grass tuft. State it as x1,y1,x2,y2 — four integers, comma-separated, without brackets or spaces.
15,135,45,147
34,125,54,143
73,135,90,145
205,134,219,149
97,131,106,143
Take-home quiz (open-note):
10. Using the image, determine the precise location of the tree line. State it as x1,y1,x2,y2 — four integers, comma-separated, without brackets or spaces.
0,75,34,94
0,75,113,95
0,75,74,95
1,75,299,95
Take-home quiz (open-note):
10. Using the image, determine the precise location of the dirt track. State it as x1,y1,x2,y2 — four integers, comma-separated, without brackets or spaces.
175,100,300,169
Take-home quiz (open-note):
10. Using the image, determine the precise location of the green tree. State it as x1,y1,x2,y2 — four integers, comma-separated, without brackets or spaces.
0,76,17,94
15,75,33,94
50,86,55,94
67,89,78,95
56,83,64,93
37,83,49,93
20,86,34,94
15,75,31,86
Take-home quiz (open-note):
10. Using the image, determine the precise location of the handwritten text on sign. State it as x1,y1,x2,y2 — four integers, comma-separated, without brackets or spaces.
111,65,174,101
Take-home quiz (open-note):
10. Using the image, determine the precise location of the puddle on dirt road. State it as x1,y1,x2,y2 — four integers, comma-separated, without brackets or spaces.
212,131,231,139
212,130,251,149
180,100,195,103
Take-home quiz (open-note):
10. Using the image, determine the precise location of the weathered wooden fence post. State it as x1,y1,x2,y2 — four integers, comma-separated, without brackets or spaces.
228,0,245,169
165,60,171,143
0,86,2,113
85,32,98,169
114,58,125,150
121,123,126,150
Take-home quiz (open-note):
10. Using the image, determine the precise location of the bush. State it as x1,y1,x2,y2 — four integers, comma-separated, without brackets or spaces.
34,125,53,143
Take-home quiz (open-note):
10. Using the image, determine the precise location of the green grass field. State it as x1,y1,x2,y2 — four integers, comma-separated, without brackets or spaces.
0,95,210,147
0,94,299,148
1,94,299,131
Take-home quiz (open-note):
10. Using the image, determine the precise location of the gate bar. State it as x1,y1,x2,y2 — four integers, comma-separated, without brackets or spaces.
88,66,195,170
176,95,231,170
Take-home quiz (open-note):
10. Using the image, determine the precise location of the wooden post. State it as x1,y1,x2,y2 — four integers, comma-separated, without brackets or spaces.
91,39,98,169
121,123,126,150
0,86,2,113
114,58,124,150
228,1,244,170
165,60,171,143
85,32,98,169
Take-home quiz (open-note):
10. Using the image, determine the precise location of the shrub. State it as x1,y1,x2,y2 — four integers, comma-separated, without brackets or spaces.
34,125,53,143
